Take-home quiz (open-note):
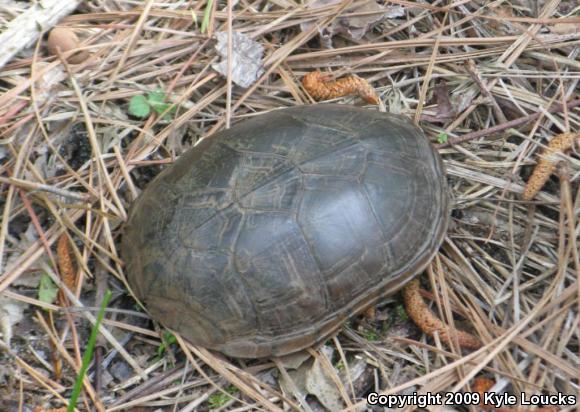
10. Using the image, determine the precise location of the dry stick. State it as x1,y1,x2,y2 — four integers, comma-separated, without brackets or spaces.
225,0,234,129
0,100,28,130
429,256,471,390
54,48,126,220
353,0,570,76
0,340,68,401
444,210,576,404
435,99,580,149
558,165,580,314
564,166,580,267
35,310,99,412
0,177,90,202
465,59,508,123
332,335,356,400
40,262,145,377
56,5,580,25
273,358,315,412
443,0,563,139
0,207,85,294
106,0,155,88
0,121,38,274
18,189,58,269
93,232,111,395
109,366,185,408
414,11,447,124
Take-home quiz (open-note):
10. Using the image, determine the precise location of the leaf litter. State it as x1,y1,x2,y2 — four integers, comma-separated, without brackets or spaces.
212,31,265,88
300,0,405,41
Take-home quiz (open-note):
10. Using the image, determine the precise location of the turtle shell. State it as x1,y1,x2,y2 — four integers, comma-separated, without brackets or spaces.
122,104,449,358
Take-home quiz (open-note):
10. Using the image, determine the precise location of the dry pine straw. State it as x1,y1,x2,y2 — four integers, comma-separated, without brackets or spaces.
0,0,579,410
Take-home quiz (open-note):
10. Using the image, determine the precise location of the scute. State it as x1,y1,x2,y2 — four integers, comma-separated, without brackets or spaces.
123,104,449,358
298,175,386,276
235,211,328,334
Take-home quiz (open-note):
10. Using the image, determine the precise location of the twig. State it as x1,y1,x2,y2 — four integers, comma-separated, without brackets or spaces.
464,59,507,123
0,176,90,202
436,99,580,149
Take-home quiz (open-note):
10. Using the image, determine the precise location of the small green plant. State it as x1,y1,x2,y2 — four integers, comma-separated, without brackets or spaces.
157,331,177,357
201,0,214,34
208,385,239,409
396,304,409,321
129,89,176,119
436,132,448,144
67,290,112,412
362,328,380,342
38,273,59,305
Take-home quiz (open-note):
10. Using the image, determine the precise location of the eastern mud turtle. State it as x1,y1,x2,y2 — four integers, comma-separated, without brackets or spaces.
123,104,449,358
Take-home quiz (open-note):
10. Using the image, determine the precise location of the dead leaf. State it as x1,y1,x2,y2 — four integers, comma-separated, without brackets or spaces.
550,22,580,35
305,347,343,411
420,81,456,124
486,6,517,34
433,81,455,119
342,1,403,40
277,349,311,370
6,223,45,287
0,296,25,348
212,31,264,88
279,360,310,405
453,84,478,114
301,0,404,41
339,356,372,395
279,346,344,410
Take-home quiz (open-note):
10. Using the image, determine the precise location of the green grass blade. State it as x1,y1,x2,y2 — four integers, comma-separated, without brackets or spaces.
67,290,112,412
201,0,213,34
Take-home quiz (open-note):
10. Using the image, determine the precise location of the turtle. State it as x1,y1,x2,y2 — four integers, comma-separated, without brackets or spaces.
122,104,449,358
